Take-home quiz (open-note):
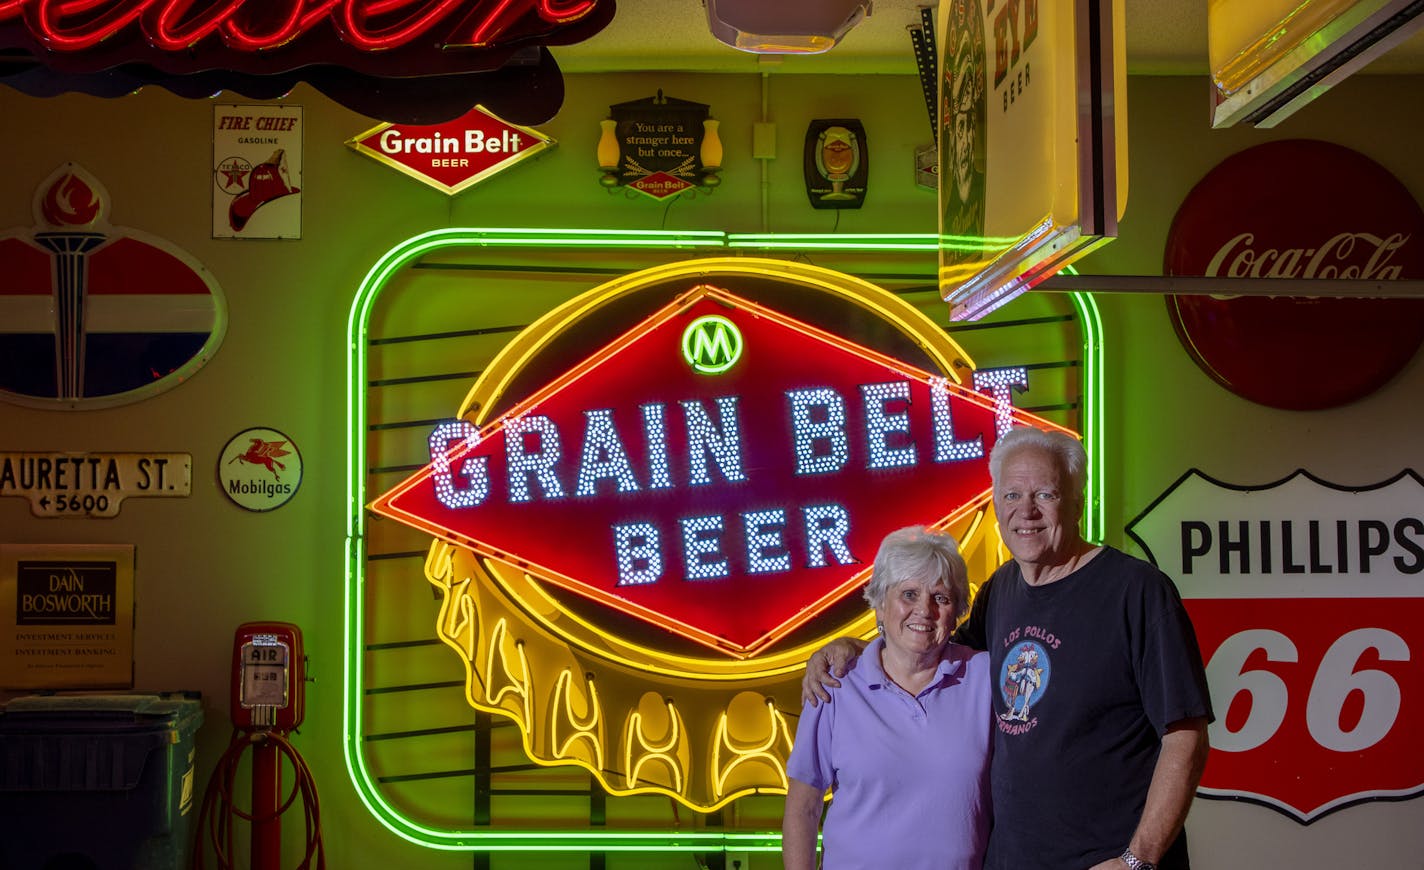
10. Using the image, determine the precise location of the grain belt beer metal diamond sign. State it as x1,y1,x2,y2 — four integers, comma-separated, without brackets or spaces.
346,106,555,195
372,264,1072,658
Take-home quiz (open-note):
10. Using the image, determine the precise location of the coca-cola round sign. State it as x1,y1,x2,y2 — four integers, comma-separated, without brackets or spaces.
1164,140,1424,410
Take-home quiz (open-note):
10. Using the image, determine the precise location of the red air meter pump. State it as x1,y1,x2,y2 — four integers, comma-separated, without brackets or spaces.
196,622,324,870
231,622,305,733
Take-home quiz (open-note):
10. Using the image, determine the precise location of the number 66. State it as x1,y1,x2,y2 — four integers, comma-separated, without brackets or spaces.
1205,627,1409,753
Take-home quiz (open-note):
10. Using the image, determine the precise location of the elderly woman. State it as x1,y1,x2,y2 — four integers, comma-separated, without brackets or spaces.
782,525,991,870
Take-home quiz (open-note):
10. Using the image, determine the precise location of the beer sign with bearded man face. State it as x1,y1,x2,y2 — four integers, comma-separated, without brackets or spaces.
941,0,988,270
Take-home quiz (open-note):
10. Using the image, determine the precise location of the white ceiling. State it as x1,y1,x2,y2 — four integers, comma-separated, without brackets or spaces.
553,0,1424,76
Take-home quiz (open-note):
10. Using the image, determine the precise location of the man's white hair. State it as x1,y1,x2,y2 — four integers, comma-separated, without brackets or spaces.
988,426,1088,505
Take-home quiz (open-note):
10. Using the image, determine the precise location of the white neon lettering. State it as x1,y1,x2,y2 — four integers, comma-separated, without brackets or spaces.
861,381,916,470
681,514,730,580
504,415,566,503
613,522,662,586
788,387,849,475
640,402,673,490
575,408,640,497
682,396,747,486
803,504,855,568
930,377,985,462
972,367,1027,438
428,420,489,508
743,508,791,574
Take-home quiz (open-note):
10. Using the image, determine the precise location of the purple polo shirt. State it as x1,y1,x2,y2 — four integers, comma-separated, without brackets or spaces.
786,638,992,870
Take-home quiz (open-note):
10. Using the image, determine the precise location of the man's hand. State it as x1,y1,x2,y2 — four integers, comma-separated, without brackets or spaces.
1088,717,1209,870
800,637,867,706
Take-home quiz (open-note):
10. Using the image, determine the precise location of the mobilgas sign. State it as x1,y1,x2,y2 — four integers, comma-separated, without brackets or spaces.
373,278,1071,658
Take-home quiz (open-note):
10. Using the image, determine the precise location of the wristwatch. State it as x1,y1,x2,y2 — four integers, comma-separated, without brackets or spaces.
1120,848,1156,870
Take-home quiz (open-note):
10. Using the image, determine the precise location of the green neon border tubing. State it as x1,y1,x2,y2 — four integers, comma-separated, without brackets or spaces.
344,229,1105,851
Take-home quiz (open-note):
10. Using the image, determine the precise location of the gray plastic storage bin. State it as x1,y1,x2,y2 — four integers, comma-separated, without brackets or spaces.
0,692,204,870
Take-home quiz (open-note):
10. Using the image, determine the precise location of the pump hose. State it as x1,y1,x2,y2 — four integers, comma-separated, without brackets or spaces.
192,729,325,869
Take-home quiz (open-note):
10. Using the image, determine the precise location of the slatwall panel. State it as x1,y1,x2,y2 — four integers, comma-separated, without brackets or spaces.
355,246,1086,850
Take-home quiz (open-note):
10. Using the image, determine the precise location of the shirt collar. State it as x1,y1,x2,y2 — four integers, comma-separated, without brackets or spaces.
861,637,965,690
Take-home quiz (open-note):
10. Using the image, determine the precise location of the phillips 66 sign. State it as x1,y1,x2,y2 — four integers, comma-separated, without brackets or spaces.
1128,470,1424,822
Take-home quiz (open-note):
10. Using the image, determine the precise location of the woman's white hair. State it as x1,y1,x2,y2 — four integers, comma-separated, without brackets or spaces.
862,525,970,622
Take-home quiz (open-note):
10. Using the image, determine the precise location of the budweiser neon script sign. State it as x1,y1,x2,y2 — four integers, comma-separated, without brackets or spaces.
2,0,600,62
0,0,613,123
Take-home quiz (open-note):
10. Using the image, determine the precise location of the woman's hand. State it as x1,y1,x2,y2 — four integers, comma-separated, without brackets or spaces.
800,637,868,706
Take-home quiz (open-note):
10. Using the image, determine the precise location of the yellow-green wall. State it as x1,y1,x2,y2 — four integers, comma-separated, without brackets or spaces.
2,68,1422,867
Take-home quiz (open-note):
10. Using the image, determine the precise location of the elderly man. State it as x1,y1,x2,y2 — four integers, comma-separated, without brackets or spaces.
804,426,1213,870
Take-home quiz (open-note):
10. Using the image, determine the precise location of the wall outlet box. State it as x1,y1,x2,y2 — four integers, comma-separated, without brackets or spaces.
752,123,776,159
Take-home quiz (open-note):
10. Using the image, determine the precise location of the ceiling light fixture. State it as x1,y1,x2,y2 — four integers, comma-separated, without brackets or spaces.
704,0,873,54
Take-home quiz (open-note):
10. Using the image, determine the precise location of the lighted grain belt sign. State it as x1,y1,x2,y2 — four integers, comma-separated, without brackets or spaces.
355,255,1079,833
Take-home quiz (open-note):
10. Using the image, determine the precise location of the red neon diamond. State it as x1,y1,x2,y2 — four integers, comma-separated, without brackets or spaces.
372,286,1066,658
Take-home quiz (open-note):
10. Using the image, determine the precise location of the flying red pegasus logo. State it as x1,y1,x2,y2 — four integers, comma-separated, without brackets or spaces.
231,439,290,481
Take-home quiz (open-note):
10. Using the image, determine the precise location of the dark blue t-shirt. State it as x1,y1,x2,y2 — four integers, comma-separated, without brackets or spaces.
954,547,1213,870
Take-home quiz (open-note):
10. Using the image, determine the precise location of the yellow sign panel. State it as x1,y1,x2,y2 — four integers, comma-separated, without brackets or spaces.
1208,0,1424,127
937,0,1128,321
1211,0,1362,92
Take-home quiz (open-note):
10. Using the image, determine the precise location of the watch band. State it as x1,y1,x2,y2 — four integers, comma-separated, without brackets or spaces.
1120,848,1156,870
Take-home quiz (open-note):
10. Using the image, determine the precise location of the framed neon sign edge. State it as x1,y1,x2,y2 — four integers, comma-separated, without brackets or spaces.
344,230,1105,850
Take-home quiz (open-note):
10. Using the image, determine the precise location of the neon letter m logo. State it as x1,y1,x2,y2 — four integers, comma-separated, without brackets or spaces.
681,315,743,374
